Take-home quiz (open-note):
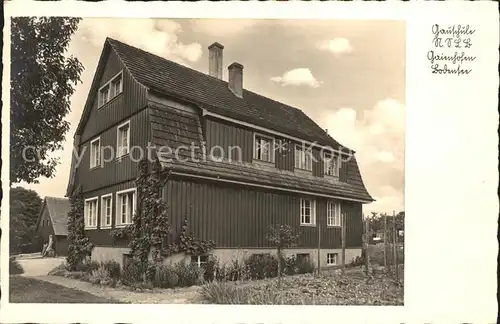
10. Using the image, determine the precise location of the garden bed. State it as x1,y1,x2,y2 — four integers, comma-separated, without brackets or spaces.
201,267,404,305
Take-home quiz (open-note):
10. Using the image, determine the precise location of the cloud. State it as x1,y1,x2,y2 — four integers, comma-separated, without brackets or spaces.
271,68,321,88
320,99,405,214
190,19,257,37
317,38,353,54
78,18,202,65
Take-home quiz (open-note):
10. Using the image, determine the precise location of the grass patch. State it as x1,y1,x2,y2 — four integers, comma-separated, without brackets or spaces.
201,270,403,305
9,276,122,303
9,257,24,275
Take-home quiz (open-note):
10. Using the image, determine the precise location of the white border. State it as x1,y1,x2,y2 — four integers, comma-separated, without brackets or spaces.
1,2,498,324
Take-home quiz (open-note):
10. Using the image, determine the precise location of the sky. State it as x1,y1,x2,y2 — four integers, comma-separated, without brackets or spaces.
18,18,406,216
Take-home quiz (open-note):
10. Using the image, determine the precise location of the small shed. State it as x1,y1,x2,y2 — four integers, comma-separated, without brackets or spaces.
33,197,70,256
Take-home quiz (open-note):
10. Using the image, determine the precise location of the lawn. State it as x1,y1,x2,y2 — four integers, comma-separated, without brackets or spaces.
9,276,121,303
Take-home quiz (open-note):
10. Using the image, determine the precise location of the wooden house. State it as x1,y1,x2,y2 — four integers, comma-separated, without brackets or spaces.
33,197,70,256
66,38,374,268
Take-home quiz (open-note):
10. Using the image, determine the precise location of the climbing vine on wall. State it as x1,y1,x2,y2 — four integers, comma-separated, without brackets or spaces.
110,158,215,270
67,186,94,270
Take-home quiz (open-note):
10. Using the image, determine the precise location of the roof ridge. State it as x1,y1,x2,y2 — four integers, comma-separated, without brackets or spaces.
106,37,305,114
106,37,231,86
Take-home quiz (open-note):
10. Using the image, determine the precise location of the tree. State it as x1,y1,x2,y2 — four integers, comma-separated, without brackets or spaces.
10,17,84,184
10,186,43,253
265,224,300,287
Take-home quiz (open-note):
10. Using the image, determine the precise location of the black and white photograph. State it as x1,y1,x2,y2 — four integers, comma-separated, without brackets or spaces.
8,16,406,305
1,2,498,324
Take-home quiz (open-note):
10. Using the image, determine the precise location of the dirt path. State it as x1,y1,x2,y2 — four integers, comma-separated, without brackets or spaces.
33,275,204,304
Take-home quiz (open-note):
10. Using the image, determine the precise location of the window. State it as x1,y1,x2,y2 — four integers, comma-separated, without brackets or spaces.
191,255,209,267
98,71,123,108
111,74,123,97
90,137,101,169
327,201,342,227
323,151,340,177
84,197,98,229
254,134,274,163
327,253,338,266
116,188,136,227
295,145,312,171
296,253,310,264
99,85,110,107
300,198,316,225
117,121,130,157
101,194,113,228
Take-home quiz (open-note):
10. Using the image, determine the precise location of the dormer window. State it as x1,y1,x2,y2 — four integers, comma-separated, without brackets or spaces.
98,71,123,108
295,144,312,171
254,133,275,163
323,151,340,177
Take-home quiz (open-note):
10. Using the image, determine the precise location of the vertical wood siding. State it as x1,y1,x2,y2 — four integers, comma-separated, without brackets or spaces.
77,108,150,193
81,49,148,143
163,178,363,249
83,180,136,247
205,118,253,162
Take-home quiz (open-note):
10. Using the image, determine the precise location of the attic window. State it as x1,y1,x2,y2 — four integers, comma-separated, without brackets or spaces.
98,71,123,108
294,145,312,171
254,133,275,163
323,151,340,177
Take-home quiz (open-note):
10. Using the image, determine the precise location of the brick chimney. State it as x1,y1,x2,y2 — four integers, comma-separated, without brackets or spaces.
208,42,224,79
228,62,243,98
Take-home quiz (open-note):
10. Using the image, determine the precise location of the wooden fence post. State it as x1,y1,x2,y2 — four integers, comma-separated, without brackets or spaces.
383,212,388,270
364,218,370,273
341,211,346,273
317,216,321,277
392,210,397,277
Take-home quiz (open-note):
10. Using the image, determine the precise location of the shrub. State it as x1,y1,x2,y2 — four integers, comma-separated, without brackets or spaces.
153,264,179,288
201,281,283,305
347,255,366,268
282,255,297,275
202,255,219,282
174,262,204,287
101,260,121,279
224,259,247,281
75,260,99,273
245,254,279,279
89,266,113,285
48,262,69,276
9,257,24,275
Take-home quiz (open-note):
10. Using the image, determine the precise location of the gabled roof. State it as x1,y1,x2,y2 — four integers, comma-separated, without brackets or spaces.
36,197,70,236
105,37,344,149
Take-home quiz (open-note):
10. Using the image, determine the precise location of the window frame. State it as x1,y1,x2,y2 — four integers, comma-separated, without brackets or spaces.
253,132,275,164
326,253,338,266
300,198,316,226
100,193,113,229
116,120,131,158
98,71,123,108
294,144,313,171
323,151,340,177
191,255,209,268
84,197,99,230
89,137,101,169
115,188,137,228
327,200,342,227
